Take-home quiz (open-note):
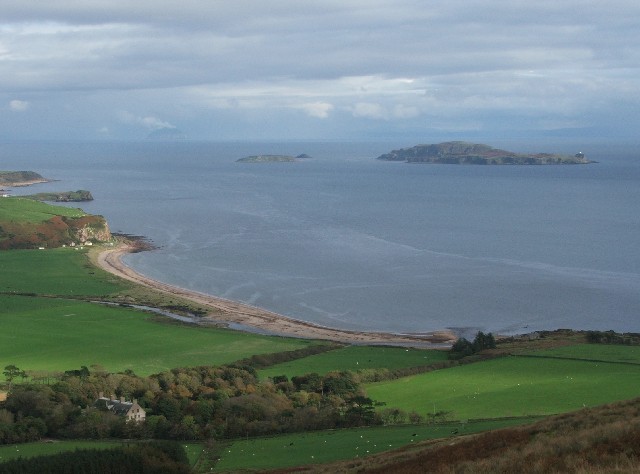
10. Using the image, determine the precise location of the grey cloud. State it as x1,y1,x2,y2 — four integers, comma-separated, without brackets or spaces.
0,0,638,139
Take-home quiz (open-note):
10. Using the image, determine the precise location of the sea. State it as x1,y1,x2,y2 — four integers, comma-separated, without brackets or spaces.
2,140,639,338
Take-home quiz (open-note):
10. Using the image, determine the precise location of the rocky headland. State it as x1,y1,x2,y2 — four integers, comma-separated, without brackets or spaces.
24,190,94,202
377,141,593,165
0,170,50,186
0,212,111,250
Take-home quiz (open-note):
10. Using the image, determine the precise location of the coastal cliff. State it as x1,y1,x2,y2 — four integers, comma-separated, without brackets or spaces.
0,198,111,249
377,141,593,165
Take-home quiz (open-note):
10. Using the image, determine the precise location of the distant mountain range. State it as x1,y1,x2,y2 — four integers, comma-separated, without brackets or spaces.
377,141,593,165
146,128,187,140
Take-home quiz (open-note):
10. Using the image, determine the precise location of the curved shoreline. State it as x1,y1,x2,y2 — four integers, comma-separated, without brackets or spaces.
95,242,456,347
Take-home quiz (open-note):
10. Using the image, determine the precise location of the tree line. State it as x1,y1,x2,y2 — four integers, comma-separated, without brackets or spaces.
449,332,496,359
0,362,379,445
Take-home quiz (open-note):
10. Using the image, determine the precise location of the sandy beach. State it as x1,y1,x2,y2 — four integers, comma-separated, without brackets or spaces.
96,242,456,347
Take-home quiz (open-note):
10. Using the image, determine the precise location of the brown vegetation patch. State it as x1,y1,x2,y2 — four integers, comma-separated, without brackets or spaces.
0,215,110,249
270,398,640,473
494,329,588,355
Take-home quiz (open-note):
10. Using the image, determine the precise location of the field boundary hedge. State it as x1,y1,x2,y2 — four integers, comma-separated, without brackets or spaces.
513,354,640,366
235,343,344,369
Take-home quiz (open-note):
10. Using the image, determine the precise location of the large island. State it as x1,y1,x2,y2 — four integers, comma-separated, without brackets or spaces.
377,141,593,165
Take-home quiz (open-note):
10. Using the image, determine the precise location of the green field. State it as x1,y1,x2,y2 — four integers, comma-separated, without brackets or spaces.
524,343,640,364
259,345,449,380
0,294,312,376
0,197,85,223
0,247,128,296
366,355,640,420
0,244,314,376
182,443,206,467
0,440,119,463
213,418,536,472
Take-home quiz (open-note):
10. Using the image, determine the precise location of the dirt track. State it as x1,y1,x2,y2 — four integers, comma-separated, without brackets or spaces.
96,243,456,347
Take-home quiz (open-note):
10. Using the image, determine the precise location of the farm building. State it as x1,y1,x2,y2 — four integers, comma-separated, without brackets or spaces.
95,392,146,422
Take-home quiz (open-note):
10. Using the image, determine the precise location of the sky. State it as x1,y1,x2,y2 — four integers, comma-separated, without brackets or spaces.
1,1,639,142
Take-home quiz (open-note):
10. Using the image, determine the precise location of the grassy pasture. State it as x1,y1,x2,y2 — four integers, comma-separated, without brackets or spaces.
365,356,640,420
213,418,536,472
0,294,312,376
182,443,207,468
0,197,84,223
0,247,128,296
259,345,449,380
524,343,640,364
0,440,119,463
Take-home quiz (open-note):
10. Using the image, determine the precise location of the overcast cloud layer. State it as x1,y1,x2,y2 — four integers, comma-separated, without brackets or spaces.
1,1,639,141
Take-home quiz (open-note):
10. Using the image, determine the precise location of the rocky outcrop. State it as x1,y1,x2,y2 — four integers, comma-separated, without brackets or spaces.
377,141,593,165
72,216,112,243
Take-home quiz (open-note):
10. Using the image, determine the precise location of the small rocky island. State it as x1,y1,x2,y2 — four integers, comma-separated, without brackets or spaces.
236,154,311,163
0,171,50,186
377,142,593,165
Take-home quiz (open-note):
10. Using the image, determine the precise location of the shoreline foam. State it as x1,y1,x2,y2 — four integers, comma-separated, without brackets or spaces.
95,241,456,347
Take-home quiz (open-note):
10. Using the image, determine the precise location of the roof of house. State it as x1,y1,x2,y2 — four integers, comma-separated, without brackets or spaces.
95,397,141,416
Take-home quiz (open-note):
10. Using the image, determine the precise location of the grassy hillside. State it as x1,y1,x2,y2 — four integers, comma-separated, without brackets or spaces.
218,396,639,472
365,354,640,420
316,397,640,473
213,418,534,472
0,197,109,249
0,197,85,223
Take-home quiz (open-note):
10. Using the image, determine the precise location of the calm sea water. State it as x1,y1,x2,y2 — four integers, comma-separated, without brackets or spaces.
3,140,640,337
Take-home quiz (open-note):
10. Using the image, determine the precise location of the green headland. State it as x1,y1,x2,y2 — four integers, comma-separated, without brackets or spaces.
0,196,109,249
23,190,94,202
